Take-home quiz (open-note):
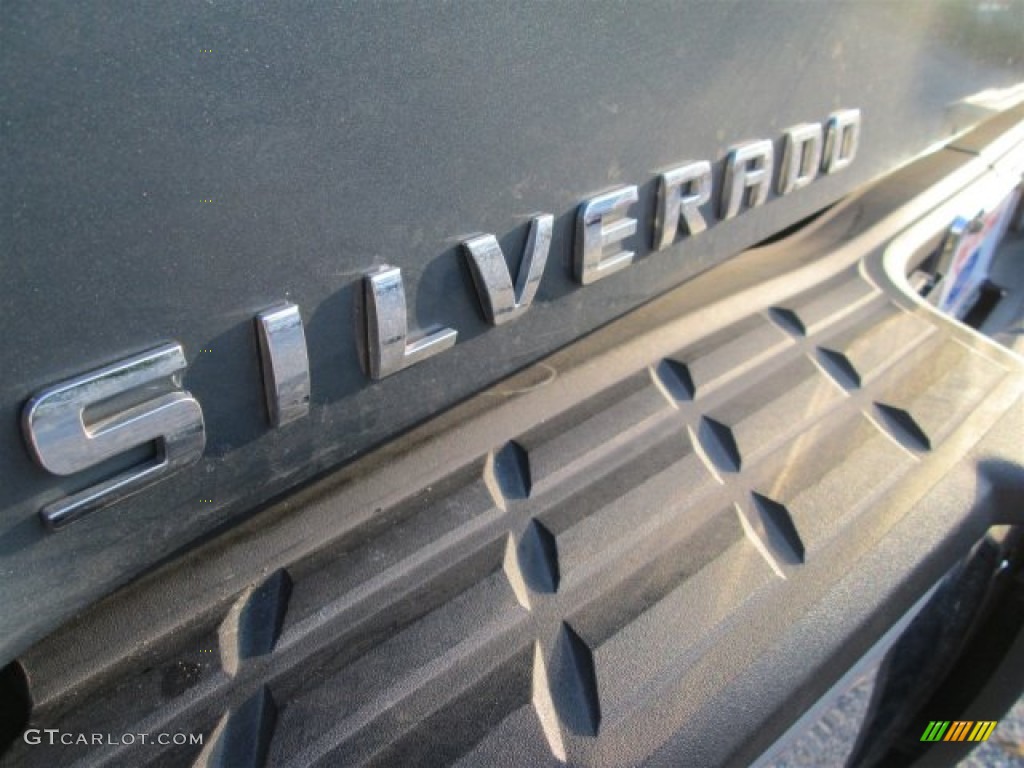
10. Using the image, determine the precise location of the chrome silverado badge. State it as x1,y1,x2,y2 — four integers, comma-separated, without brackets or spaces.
23,108,860,527
363,109,860,377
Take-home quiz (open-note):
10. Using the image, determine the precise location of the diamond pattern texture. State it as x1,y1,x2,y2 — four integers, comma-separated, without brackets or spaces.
5,263,1021,768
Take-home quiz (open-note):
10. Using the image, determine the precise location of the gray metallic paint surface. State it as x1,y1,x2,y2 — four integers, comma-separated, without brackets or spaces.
1,3,1022,660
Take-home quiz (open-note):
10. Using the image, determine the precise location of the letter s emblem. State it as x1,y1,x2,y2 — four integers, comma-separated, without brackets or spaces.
22,342,205,529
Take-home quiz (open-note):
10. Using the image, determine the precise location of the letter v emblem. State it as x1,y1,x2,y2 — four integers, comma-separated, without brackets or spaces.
461,214,553,326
